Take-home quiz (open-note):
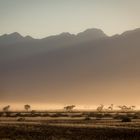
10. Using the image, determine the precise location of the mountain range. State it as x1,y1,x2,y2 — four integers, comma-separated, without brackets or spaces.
1,28,140,105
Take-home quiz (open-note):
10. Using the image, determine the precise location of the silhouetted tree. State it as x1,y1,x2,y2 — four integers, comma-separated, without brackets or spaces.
24,104,31,111
118,105,136,112
121,116,131,122
96,104,104,112
64,105,75,112
107,104,113,111
3,105,10,112
131,106,136,110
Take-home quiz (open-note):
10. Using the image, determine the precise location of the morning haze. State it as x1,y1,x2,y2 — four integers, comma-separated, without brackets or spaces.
1,0,140,110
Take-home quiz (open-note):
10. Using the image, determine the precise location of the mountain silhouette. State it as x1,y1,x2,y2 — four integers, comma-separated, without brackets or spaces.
77,28,107,41
0,28,107,46
0,32,33,45
1,28,140,105
0,28,107,62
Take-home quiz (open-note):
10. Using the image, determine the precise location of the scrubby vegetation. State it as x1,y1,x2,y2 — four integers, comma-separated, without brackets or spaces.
0,124,140,140
0,105,140,139
121,116,132,122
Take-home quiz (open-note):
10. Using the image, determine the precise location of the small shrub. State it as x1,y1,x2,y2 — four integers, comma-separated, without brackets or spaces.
50,113,61,117
60,114,69,117
95,114,103,120
103,113,113,118
88,112,95,117
121,116,131,122
5,112,11,117
17,117,25,121
70,114,82,118
15,113,21,117
41,113,50,117
82,112,90,117
132,115,139,119
133,113,140,119
113,114,124,119
84,116,91,121
0,112,3,117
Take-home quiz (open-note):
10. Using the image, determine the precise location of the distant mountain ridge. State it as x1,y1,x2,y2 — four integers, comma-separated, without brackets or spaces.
0,28,108,62
1,28,140,105
0,28,107,44
1,28,140,46
0,32,33,45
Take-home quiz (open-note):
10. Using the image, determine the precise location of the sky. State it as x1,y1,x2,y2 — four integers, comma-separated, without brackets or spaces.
1,0,140,110
0,0,140,38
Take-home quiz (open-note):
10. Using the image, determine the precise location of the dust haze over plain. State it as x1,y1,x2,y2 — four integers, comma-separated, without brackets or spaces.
1,28,140,108
0,0,140,109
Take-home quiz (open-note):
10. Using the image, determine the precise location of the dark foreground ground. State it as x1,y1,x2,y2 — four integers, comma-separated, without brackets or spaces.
0,123,140,140
1,111,140,140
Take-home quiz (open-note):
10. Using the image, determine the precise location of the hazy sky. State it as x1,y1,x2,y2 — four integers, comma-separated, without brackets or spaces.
0,0,140,38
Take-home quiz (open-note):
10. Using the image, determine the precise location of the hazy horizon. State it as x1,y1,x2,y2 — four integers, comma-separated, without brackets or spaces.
1,0,140,109
0,0,140,38
0,27,140,39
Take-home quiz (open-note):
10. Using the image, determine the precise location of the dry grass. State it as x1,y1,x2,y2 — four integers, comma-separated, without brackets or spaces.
0,111,140,139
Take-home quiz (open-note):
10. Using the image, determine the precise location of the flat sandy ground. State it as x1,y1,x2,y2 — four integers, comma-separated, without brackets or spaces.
0,116,140,140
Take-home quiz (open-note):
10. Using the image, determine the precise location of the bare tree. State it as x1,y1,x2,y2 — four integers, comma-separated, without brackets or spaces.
131,105,136,110
118,105,135,112
24,104,31,111
64,105,75,112
96,104,104,112
108,104,114,111
3,105,10,112
118,105,127,111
